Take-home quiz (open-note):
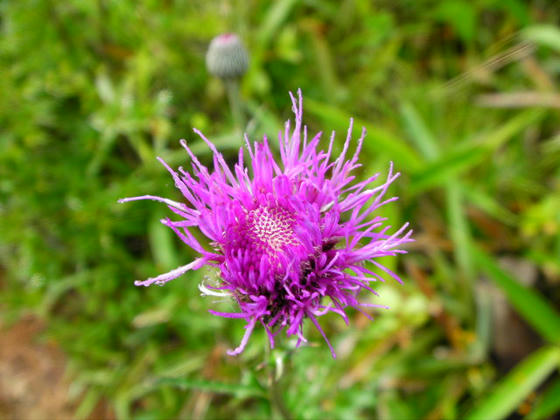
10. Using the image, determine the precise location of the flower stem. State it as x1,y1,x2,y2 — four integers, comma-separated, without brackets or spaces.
266,345,291,419
225,78,244,133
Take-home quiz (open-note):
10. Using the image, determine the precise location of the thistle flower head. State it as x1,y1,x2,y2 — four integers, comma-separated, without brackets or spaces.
206,33,249,79
119,90,413,357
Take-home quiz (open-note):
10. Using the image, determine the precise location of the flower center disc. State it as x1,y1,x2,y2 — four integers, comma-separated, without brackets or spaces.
246,206,298,254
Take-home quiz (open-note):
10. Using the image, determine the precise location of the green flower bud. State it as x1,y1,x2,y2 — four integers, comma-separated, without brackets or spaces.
206,33,249,79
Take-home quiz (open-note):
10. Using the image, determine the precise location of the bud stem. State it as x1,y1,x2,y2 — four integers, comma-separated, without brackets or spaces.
225,79,245,133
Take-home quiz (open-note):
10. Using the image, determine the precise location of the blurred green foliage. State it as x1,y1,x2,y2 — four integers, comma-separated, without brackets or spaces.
1,0,560,419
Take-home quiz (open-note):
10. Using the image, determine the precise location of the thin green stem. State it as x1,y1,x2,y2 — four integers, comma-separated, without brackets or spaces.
265,344,291,419
225,78,245,133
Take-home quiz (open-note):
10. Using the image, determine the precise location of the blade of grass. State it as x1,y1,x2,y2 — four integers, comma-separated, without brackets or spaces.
377,329,444,377
400,101,475,310
471,244,560,343
409,144,485,194
527,377,560,420
257,0,299,47
304,22,343,97
401,103,474,313
155,378,267,399
446,184,475,306
466,346,560,420
473,282,493,359
74,388,102,420
400,102,439,160
480,109,544,149
409,110,545,194
39,270,90,316
458,181,518,226
149,210,180,270
522,25,560,54
304,98,422,170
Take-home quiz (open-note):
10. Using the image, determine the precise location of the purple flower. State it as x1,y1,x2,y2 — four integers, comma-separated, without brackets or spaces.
119,90,412,357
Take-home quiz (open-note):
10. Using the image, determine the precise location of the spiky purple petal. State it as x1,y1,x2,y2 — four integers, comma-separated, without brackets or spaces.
120,90,413,357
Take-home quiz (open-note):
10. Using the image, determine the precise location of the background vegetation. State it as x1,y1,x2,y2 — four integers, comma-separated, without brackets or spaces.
1,0,560,419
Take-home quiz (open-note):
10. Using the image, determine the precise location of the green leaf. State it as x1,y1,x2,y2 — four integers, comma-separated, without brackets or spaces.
40,270,90,316
74,389,102,420
304,98,422,170
257,0,299,47
410,110,544,193
410,144,485,193
155,378,267,398
479,110,544,150
149,210,180,271
306,24,344,97
458,181,518,226
466,346,560,420
400,102,474,288
471,245,560,343
527,377,560,420
435,0,477,43
523,25,560,54
400,102,440,160
446,183,475,288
